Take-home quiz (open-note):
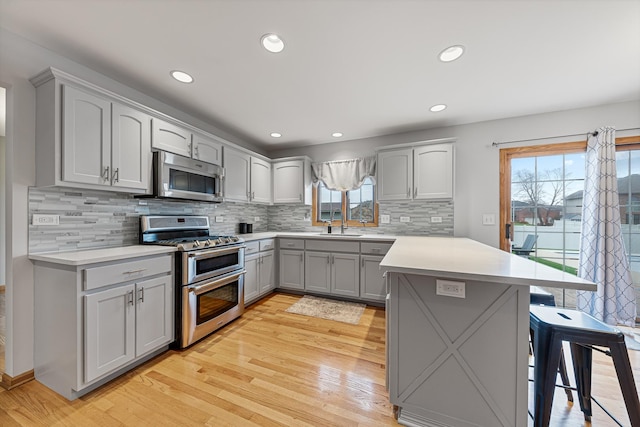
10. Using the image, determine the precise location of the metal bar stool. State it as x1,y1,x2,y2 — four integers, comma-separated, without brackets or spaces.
529,286,573,403
530,305,640,427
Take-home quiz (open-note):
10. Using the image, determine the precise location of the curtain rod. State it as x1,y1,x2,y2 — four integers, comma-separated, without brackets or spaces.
491,127,640,147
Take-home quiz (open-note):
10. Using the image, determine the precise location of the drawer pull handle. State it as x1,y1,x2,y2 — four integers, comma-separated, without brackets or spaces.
123,268,147,275
287,243,295,246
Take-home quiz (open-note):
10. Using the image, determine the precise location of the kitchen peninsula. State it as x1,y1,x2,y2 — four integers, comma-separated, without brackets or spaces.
381,236,596,427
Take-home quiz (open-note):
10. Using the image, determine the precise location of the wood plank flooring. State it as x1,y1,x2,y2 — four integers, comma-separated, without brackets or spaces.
0,292,639,426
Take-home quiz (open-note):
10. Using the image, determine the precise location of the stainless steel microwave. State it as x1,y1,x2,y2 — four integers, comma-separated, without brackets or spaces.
151,151,224,202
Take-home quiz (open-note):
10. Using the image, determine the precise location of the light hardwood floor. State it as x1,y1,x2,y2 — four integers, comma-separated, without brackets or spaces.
0,292,639,426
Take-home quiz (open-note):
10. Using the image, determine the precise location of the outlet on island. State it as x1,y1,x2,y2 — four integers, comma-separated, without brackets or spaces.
400,216,411,223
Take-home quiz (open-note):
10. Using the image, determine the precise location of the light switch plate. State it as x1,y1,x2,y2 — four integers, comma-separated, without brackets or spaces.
482,213,496,225
380,214,390,224
32,214,60,226
254,216,260,222
431,216,442,223
400,216,411,223
215,216,224,223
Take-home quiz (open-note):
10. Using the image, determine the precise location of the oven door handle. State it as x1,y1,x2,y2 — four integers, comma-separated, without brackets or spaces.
187,245,246,260
187,270,246,296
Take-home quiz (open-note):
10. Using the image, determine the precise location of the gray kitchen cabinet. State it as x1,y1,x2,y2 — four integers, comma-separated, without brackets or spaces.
152,119,223,166
304,239,360,298
360,241,394,302
31,70,152,193
250,157,272,204
151,117,191,157
360,255,386,302
377,142,454,201
272,158,312,204
279,239,305,290
245,239,276,305
33,252,174,400
225,147,272,203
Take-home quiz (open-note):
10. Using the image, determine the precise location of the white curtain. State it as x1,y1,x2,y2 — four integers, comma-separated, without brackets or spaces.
577,127,637,326
311,157,376,191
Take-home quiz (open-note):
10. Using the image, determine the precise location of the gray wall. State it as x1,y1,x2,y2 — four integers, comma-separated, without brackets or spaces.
269,100,640,248
0,135,5,286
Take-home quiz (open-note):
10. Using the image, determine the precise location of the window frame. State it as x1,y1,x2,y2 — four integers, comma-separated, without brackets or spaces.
311,179,379,228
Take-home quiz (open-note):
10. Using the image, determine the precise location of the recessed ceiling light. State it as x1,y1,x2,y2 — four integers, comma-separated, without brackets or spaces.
261,34,285,53
438,45,465,62
332,132,343,138
430,104,447,112
270,132,282,138
170,70,194,83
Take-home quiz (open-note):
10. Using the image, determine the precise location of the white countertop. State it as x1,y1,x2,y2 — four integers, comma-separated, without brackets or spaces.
240,231,397,242
29,245,177,266
380,236,596,291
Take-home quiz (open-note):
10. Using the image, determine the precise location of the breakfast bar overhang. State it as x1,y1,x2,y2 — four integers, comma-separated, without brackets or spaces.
380,236,597,427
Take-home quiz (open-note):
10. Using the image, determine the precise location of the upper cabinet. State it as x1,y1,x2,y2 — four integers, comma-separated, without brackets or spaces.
151,118,223,166
272,158,312,205
32,69,151,193
377,142,454,201
224,147,271,204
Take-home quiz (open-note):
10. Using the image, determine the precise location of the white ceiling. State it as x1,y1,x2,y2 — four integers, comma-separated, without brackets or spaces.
1,0,639,150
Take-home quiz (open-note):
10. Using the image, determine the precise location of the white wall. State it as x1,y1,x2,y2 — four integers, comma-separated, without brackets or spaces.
1,135,5,287
269,101,640,248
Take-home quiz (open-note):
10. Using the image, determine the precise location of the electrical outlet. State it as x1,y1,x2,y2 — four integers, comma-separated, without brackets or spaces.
431,216,442,223
215,216,224,223
482,213,496,225
380,214,390,224
254,216,260,222
400,216,411,223
436,279,466,298
32,214,60,226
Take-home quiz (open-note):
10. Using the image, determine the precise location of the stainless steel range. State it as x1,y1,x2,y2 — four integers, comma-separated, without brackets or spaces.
140,215,245,348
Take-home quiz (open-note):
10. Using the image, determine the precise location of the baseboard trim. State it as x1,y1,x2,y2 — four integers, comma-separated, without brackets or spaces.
1,370,35,390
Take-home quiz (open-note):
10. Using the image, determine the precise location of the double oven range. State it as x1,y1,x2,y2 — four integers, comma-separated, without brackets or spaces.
140,215,245,348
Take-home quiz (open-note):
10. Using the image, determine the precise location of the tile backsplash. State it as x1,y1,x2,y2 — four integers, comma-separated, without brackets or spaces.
29,187,454,253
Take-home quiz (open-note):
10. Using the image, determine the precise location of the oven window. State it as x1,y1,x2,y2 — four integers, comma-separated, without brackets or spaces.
197,281,239,324
196,252,239,276
169,169,216,194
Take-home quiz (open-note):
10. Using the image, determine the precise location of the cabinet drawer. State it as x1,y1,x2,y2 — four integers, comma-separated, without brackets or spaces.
84,255,171,291
279,238,305,250
260,239,275,252
361,241,394,255
244,241,260,255
305,239,359,253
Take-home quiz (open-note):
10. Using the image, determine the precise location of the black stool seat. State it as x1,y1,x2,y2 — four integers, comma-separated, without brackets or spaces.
530,286,556,306
530,305,640,427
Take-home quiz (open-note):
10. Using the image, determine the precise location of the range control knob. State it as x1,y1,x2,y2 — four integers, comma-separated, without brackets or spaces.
204,239,211,247
193,240,201,248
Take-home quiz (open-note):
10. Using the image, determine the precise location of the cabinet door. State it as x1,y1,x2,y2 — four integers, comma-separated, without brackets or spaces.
84,284,135,383
135,275,173,356
193,133,222,166
112,103,151,191
360,255,386,301
377,149,413,200
244,254,260,305
331,253,360,297
259,251,275,295
305,251,331,294
151,117,191,157
250,157,272,204
279,250,305,290
224,148,251,202
414,143,453,199
273,160,303,203
62,85,111,186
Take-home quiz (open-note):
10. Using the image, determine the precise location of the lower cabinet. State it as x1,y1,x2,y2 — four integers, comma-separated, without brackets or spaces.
360,255,386,302
279,238,305,290
305,251,360,297
33,252,174,400
84,275,172,382
245,249,275,306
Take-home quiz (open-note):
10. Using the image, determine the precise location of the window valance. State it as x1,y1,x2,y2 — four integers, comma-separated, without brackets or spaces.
311,156,376,191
